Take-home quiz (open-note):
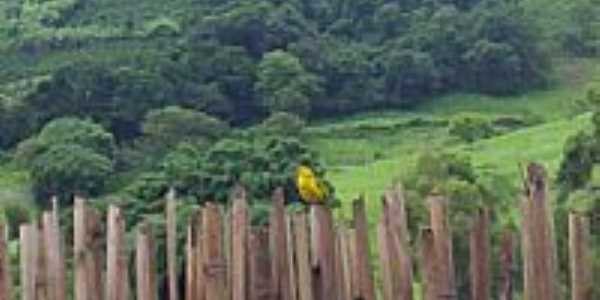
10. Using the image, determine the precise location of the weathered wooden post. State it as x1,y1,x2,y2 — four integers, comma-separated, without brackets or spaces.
41,198,66,300
136,222,157,300
382,186,413,299
74,197,102,300
569,212,592,300
0,223,11,300
521,163,557,300
20,223,38,300
421,227,438,300
185,223,196,300
270,188,292,300
353,198,375,300
249,228,272,300
377,220,394,300
469,208,490,300
428,194,456,299
292,213,313,300
203,203,226,300
311,205,336,300
498,229,514,300
166,189,179,300
231,186,249,300
106,206,130,300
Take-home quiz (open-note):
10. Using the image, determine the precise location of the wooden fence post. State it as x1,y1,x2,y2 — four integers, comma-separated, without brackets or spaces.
292,213,313,300
136,222,157,300
74,198,103,300
231,187,249,300
421,227,437,300
569,212,592,300
311,205,336,300
382,187,413,299
203,203,226,300
185,223,196,300
338,228,353,300
41,210,66,300
20,224,38,300
270,189,292,300
249,228,272,300
498,229,514,300
0,223,10,300
469,208,490,300
106,206,130,300
166,189,179,300
428,194,456,299
353,198,376,300
378,220,394,300
521,163,557,300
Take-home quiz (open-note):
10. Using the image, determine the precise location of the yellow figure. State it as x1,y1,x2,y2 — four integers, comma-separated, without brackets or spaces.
296,165,327,204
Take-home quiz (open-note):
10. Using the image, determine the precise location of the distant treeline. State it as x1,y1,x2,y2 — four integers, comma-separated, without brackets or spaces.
0,0,560,147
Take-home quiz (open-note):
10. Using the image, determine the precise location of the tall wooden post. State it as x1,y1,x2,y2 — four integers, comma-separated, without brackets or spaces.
521,163,557,300
428,194,455,299
498,229,514,300
136,222,157,300
166,189,179,300
353,198,375,300
203,203,226,300
74,197,102,300
231,187,249,300
293,213,313,300
270,189,292,300
0,223,11,300
20,224,38,300
569,212,592,300
249,228,272,300
311,205,336,300
469,208,490,300
106,206,130,300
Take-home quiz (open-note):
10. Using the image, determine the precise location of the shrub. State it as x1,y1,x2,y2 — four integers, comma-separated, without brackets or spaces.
16,117,115,165
259,112,306,136
448,113,495,143
30,144,114,204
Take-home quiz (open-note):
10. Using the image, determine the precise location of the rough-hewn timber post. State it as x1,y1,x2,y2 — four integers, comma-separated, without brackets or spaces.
231,186,249,300
20,223,38,300
74,197,102,300
521,163,557,300
428,194,456,299
498,229,514,300
136,222,157,300
353,198,375,300
166,189,179,300
311,205,336,300
249,228,272,300
203,203,226,300
469,208,490,300
421,227,438,300
106,206,130,300
292,213,313,300
0,223,11,300
270,188,292,300
569,212,592,300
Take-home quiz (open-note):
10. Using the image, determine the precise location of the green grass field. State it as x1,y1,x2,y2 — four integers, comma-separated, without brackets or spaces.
311,58,600,223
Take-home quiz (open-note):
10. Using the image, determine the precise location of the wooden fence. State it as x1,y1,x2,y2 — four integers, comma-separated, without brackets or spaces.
0,162,595,300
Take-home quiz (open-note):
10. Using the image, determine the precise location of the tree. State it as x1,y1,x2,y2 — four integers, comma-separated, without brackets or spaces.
142,106,229,147
30,144,114,204
16,117,115,165
258,112,306,136
448,113,495,143
256,50,321,116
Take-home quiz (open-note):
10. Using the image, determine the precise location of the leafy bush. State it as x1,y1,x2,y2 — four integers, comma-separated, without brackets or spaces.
30,144,114,204
16,117,115,165
448,113,495,143
258,112,306,136
142,106,229,147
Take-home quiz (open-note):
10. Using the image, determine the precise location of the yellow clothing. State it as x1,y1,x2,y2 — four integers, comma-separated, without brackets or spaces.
296,165,326,204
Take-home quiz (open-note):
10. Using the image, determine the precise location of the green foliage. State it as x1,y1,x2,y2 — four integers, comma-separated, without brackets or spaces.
258,112,306,136
256,50,321,116
142,106,229,148
30,144,114,204
16,117,115,165
448,113,495,142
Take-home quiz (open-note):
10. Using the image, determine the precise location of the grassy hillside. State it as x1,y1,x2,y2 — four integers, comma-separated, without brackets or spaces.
311,58,600,222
